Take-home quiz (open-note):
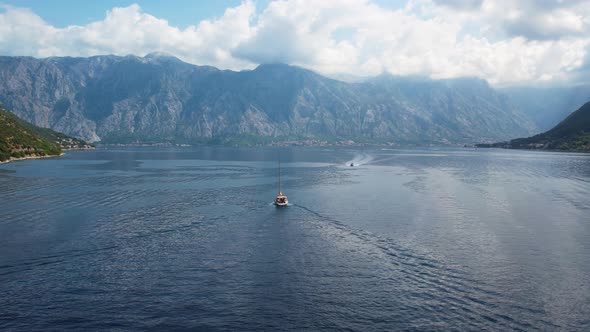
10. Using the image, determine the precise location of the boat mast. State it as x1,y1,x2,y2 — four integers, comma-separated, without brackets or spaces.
278,157,282,195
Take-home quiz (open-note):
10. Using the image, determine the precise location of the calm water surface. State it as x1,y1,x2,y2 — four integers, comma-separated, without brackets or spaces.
1,147,589,331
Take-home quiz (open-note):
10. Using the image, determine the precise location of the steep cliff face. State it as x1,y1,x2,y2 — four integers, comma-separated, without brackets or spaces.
0,55,537,144
358,76,536,143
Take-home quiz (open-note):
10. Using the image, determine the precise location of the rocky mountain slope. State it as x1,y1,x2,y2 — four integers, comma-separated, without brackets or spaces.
0,106,91,162
477,102,590,152
0,54,537,144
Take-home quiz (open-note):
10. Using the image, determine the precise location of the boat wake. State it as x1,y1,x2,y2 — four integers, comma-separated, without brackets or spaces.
287,202,550,331
344,153,374,167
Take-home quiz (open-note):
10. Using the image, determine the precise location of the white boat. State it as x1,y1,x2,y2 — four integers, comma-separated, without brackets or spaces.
274,158,288,207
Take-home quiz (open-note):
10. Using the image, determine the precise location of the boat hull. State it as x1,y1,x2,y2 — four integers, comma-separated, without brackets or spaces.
274,201,288,207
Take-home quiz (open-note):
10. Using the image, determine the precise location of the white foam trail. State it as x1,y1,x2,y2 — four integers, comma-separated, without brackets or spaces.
344,153,374,167
364,155,396,165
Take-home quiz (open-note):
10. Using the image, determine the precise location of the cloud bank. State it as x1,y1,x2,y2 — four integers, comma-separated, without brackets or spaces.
0,0,589,86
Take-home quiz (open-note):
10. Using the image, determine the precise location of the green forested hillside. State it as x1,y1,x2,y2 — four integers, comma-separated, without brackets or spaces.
0,106,91,162
477,102,590,152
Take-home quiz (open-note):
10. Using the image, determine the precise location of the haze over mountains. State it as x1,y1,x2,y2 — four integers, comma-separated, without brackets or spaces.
0,53,572,145
501,86,590,131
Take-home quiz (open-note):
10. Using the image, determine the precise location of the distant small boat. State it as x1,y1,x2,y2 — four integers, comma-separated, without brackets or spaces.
274,158,288,207
350,163,354,167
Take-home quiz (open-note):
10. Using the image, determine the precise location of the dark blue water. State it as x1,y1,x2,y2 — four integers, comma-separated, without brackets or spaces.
1,147,589,331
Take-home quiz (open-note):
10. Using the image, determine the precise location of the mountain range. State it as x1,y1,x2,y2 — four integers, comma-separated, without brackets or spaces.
0,54,540,145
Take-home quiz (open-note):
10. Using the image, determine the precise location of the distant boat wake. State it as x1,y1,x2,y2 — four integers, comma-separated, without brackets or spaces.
344,153,374,167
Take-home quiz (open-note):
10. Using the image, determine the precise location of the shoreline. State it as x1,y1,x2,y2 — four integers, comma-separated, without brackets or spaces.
0,152,65,165
476,145,590,154
0,146,95,165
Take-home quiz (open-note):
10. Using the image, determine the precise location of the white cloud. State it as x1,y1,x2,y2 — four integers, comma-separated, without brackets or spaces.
0,2,256,70
431,0,590,40
0,0,589,85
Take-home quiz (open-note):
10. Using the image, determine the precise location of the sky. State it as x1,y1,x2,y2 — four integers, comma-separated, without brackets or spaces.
0,0,589,86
